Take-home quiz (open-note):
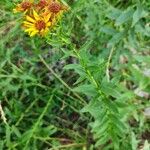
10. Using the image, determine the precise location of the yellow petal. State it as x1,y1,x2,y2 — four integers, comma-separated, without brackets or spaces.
30,30,38,37
26,15,36,23
23,24,34,28
24,27,36,32
23,21,34,26
41,28,49,36
33,10,39,20
44,13,51,23
46,22,51,27
44,27,49,34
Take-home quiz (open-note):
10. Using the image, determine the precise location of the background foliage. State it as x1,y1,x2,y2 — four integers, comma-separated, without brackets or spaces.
0,0,150,149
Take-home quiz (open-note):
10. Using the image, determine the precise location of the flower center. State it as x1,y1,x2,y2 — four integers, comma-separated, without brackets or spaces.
37,0,47,8
21,1,32,10
35,20,46,31
48,2,61,13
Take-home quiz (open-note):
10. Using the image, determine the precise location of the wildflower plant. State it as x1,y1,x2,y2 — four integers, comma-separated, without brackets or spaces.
0,0,150,150
13,0,68,37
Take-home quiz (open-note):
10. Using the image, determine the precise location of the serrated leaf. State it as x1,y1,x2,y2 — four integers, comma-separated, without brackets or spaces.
64,64,85,76
101,81,121,98
110,114,126,132
95,134,109,147
108,31,125,46
103,99,119,113
81,98,104,118
115,8,134,26
73,84,96,96
107,7,122,20
100,26,117,35
132,5,148,26
64,63,81,70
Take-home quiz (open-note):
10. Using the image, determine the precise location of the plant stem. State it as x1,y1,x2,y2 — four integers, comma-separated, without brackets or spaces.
49,143,86,149
24,93,54,150
15,99,38,126
106,47,114,82
39,54,86,105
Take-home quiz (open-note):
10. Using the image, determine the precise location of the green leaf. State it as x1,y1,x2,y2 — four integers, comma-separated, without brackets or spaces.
12,126,21,138
131,132,138,150
81,98,104,118
6,125,11,147
132,5,148,26
101,81,121,98
64,64,85,76
95,134,109,147
107,7,122,20
73,84,96,96
143,140,150,150
108,31,125,46
100,26,117,35
115,8,134,26
64,64,81,70
0,141,4,150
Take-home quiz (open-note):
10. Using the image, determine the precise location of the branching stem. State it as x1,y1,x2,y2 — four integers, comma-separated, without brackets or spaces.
39,55,86,105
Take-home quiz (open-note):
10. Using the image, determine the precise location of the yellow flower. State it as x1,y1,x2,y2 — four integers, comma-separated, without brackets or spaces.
45,0,68,21
23,10,52,37
13,0,33,13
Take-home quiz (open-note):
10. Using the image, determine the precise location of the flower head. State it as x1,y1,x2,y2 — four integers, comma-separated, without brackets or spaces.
13,0,68,37
13,0,33,13
23,10,51,37
36,0,48,10
47,0,68,14
43,0,68,25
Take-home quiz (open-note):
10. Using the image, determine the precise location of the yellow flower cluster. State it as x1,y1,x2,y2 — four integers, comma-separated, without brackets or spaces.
13,0,68,37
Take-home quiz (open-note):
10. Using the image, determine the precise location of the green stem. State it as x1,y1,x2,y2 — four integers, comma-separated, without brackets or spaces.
106,47,114,82
49,143,86,149
39,55,86,105
23,93,54,150
73,48,105,99
15,99,38,126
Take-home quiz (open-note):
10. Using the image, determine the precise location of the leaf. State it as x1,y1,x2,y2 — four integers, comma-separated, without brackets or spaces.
0,141,4,150
12,125,21,138
107,7,122,20
95,134,109,147
132,5,148,26
6,125,11,147
103,99,119,113
19,130,33,144
143,140,150,150
101,81,121,98
61,49,76,59
64,64,85,76
64,63,81,70
100,26,117,35
115,8,134,26
36,125,57,137
110,114,126,132
108,31,125,46
131,132,138,150
73,84,96,96
81,98,104,118
93,118,109,137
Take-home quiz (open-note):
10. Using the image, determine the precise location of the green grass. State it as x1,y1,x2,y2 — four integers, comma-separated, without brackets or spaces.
0,0,150,150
